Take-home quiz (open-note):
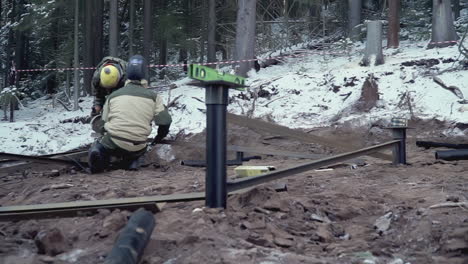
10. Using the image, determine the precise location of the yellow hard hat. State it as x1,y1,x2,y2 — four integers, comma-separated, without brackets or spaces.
99,65,121,89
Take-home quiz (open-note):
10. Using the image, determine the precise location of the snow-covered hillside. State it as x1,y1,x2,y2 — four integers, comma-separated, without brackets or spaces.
0,40,467,155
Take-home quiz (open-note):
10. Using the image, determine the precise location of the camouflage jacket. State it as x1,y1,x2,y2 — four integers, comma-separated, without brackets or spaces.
92,56,128,109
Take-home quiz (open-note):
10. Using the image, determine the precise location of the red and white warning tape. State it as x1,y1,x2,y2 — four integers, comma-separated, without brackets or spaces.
16,50,346,73
17,66,97,73
427,40,459,45
16,39,461,73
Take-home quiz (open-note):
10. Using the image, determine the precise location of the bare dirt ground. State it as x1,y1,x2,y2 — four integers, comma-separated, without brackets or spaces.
0,119,468,264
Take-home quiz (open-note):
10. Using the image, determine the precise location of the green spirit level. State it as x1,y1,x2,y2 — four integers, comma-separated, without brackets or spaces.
188,64,246,91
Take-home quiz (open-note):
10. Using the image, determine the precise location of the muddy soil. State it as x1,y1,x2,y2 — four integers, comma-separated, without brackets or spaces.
0,120,467,264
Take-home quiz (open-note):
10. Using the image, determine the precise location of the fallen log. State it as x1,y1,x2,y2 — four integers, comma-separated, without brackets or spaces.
104,208,155,264
433,77,464,99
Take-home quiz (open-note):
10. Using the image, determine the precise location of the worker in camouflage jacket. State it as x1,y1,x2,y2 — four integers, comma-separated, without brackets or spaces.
91,56,127,116
88,55,172,173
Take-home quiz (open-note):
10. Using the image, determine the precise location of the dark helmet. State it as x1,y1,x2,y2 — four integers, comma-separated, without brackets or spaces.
127,55,147,81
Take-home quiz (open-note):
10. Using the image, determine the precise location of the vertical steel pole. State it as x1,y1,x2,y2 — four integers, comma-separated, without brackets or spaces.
236,151,244,163
205,85,229,208
392,127,407,165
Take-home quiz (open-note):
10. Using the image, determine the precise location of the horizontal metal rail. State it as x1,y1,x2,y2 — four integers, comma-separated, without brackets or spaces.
0,152,87,167
227,140,400,192
0,183,289,221
0,192,205,221
1,141,321,174
0,140,400,221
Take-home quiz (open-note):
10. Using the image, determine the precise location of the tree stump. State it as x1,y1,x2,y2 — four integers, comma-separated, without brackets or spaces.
428,0,458,49
362,21,384,66
355,74,380,112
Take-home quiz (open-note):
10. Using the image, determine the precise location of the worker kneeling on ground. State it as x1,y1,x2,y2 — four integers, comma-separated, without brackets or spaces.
91,56,127,116
88,55,172,173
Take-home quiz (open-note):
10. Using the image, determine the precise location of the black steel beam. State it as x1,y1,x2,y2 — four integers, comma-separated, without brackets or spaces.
181,154,261,167
0,183,290,222
0,140,400,221
0,192,205,221
227,140,400,192
0,151,88,173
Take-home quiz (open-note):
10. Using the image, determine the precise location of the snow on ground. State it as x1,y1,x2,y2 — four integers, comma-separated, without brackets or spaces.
0,39,467,155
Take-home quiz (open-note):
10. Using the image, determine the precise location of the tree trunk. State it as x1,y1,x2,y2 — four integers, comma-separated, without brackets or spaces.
428,0,458,48
362,21,384,66
158,0,168,79
207,0,216,64
109,0,119,57
387,0,400,48
452,0,460,20
9,97,14,122
129,0,135,57
0,0,3,27
321,0,326,36
94,0,104,64
284,0,290,48
235,0,257,77
14,0,25,87
5,0,14,88
74,0,80,111
143,0,153,79
200,0,207,63
159,38,167,79
348,0,362,41
83,0,92,95
308,1,321,31
179,0,190,68
84,0,103,95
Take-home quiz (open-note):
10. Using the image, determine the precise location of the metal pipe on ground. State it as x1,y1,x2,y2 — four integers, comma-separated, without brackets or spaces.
103,208,155,264
435,149,468,161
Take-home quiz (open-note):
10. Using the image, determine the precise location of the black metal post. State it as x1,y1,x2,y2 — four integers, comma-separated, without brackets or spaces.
205,85,229,208
236,151,244,162
391,127,407,165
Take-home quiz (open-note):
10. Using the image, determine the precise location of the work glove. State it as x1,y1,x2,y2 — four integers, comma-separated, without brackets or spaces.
91,105,102,117
151,124,170,146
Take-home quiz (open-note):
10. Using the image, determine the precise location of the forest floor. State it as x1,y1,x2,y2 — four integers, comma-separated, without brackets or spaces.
0,119,467,264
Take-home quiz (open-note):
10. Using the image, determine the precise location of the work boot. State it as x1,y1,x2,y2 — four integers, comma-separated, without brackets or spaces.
127,158,140,171
88,142,109,173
